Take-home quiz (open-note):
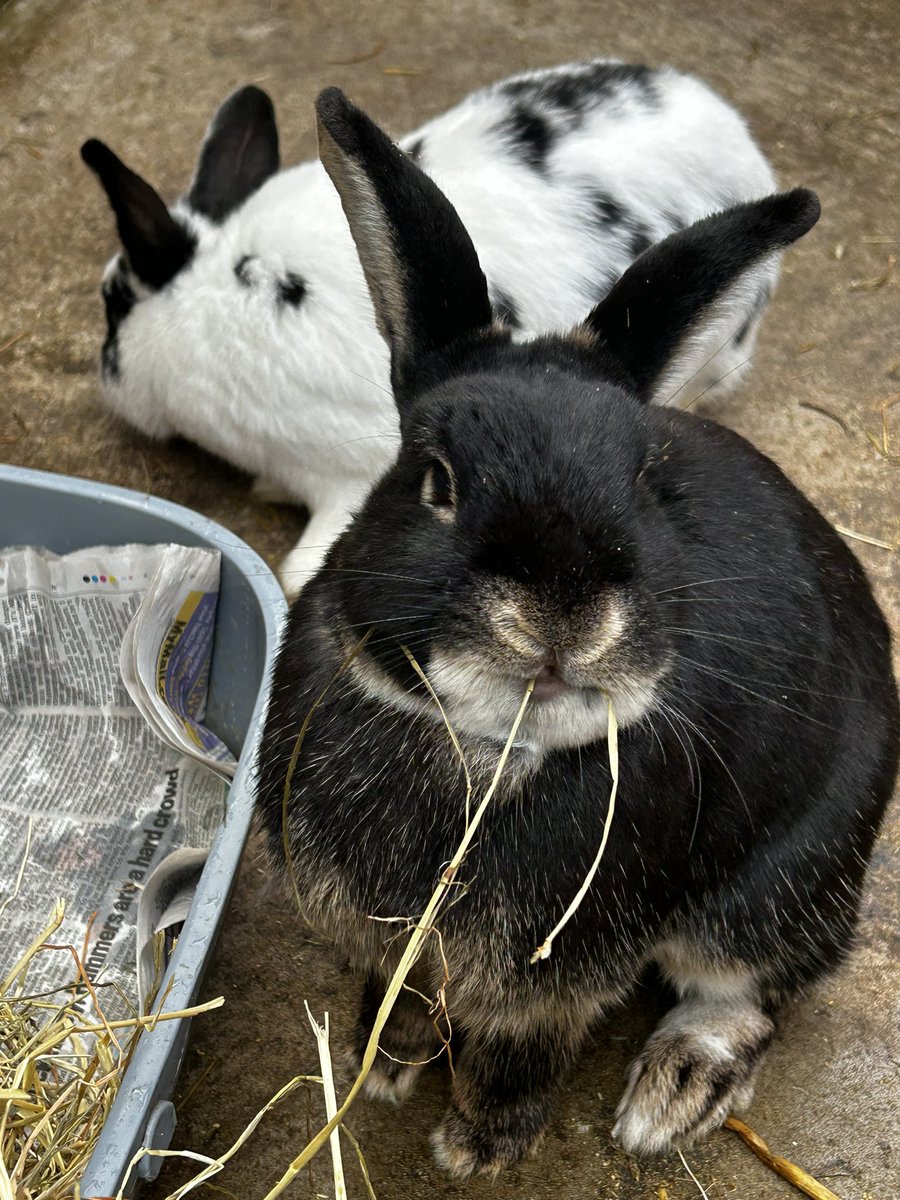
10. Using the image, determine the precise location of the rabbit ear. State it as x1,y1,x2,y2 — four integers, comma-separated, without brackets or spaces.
81,139,196,288
582,189,821,402
188,85,280,223
316,87,494,405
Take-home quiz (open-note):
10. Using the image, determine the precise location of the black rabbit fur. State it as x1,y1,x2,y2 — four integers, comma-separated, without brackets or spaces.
256,88,899,1177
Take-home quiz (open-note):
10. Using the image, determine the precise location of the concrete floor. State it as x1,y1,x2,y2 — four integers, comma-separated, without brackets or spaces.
2,0,898,1197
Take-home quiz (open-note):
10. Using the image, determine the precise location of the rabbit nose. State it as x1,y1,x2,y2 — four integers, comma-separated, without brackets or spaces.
534,648,566,684
490,601,589,660
489,603,547,657
538,647,562,672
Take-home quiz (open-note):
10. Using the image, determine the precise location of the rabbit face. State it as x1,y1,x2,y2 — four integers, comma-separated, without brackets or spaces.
334,365,674,751
309,89,818,756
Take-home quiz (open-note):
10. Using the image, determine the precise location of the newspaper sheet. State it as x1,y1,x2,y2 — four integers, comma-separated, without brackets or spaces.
0,544,230,1020
121,544,236,778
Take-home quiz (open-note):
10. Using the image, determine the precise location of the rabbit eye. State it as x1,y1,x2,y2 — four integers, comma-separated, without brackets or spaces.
421,457,456,521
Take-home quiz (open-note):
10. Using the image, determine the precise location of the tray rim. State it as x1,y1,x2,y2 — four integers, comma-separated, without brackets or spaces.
0,463,287,1198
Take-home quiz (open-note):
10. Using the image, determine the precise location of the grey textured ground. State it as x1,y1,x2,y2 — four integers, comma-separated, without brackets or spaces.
1,0,898,1197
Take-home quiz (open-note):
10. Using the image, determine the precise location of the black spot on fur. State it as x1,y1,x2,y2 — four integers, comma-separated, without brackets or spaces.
405,137,425,163
490,288,521,330
586,189,655,265
591,191,628,229
500,61,659,125
102,338,120,379
627,226,654,258
100,266,136,379
234,255,254,287
704,1068,738,1110
276,273,307,307
495,105,554,172
580,61,658,103
104,268,136,328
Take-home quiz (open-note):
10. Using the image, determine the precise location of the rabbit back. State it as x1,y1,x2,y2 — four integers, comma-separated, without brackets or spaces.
415,62,776,349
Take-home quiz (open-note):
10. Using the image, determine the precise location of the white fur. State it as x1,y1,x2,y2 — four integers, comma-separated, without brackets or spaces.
347,638,663,758
96,62,778,594
654,937,764,1004
425,646,662,753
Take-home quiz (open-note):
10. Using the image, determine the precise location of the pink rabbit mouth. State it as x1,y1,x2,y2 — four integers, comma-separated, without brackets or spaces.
531,663,578,702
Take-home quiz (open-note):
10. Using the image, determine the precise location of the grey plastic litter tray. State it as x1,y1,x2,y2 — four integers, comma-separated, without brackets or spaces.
0,464,286,1198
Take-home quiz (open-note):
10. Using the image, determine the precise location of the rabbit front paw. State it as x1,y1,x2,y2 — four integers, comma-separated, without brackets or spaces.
612,1000,773,1156
430,1108,543,1179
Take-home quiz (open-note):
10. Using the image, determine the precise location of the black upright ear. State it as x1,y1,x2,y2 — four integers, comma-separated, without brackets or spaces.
583,189,821,402
81,139,196,289
315,87,494,405
188,85,280,223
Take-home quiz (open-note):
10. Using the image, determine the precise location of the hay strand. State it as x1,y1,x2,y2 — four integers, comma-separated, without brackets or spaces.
2,900,66,994
401,644,472,823
0,816,33,921
677,1149,711,1199
304,1005,346,1200
339,1124,377,1200
834,524,897,551
260,679,534,1200
724,1116,843,1200
0,900,223,1200
848,253,895,291
115,1076,319,1200
530,700,619,962
797,401,851,436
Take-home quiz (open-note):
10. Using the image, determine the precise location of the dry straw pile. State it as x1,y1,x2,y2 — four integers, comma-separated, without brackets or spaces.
0,901,219,1200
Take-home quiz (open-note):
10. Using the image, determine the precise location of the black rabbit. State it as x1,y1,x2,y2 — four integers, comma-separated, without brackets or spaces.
256,87,899,1178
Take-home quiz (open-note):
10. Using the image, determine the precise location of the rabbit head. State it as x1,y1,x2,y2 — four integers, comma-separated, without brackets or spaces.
311,87,820,754
80,86,282,436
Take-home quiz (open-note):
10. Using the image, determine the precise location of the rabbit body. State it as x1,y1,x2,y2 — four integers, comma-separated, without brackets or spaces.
255,89,899,1176
84,62,777,590
259,369,898,1171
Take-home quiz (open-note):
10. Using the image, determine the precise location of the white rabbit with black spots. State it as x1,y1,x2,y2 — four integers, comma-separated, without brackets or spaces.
83,60,779,594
